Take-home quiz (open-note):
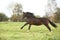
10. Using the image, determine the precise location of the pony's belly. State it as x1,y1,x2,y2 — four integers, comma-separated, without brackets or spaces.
31,22,42,25
34,23,42,25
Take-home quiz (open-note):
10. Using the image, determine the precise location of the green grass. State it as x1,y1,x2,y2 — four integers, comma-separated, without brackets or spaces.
0,22,60,40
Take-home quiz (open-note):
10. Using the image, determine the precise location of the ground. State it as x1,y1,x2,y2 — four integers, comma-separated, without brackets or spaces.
0,22,60,40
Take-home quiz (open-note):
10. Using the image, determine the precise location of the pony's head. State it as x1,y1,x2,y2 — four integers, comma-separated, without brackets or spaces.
23,12,35,19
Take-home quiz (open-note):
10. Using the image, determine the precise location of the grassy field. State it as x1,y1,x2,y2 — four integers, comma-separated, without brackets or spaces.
0,22,60,40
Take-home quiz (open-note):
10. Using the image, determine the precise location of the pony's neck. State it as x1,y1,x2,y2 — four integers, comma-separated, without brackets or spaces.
27,15,35,18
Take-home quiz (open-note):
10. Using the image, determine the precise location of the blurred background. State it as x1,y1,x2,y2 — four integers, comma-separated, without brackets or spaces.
0,0,60,22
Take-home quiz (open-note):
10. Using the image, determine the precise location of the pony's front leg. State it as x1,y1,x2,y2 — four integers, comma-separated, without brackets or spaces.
26,24,31,32
21,23,28,29
28,24,31,30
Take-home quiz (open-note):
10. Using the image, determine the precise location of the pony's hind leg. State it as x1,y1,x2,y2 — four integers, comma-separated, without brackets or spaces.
44,24,51,32
21,23,28,29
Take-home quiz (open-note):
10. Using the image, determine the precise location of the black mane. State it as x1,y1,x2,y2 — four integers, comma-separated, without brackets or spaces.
26,12,35,18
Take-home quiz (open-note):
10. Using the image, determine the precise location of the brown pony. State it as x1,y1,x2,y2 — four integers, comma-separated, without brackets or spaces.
21,12,57,32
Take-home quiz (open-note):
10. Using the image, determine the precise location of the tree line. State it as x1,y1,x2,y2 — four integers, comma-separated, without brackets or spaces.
0,8,60,23
0,2,60,23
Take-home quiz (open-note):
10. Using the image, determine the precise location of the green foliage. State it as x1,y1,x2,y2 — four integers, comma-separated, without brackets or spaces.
0,13,8,21
11,15,17,22
54,8,60,23
11,14,22,22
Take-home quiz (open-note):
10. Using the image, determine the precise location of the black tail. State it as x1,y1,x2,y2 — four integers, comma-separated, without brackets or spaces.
48,20,57,28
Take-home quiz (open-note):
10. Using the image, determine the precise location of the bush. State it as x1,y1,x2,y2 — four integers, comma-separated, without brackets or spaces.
10,14,22,22
0,13,8,21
